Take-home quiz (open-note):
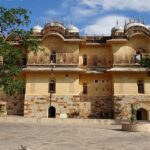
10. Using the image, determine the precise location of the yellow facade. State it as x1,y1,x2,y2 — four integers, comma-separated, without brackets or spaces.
1,20,150,120
23,21,150,120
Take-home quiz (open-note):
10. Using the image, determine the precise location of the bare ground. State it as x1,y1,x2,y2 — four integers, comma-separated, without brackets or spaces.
0,122,150,150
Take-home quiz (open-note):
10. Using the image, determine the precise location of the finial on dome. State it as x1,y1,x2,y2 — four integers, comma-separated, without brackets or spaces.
36,21,39,25
125,20,127,26
143,20,145,25
71,21,73,25
45,20,47,25
116,20,118,26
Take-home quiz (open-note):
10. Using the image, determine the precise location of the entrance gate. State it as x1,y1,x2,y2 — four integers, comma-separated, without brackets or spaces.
48,106,56,118
136,108,148,120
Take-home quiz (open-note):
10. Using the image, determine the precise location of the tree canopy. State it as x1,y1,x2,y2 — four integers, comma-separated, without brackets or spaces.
0,6,39,96
140,55,150,76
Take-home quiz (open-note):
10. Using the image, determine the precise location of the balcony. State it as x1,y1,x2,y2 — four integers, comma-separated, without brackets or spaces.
80,55,112,72
113,52,144,67
27,52,79,66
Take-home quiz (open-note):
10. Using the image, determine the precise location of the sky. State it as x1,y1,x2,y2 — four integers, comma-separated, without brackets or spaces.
0,0,150,35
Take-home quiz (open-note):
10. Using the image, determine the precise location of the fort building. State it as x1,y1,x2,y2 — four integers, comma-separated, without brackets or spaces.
1,20,150,121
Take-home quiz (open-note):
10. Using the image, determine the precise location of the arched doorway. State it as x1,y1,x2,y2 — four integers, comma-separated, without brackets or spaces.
136,108,148,120
48,106,56,118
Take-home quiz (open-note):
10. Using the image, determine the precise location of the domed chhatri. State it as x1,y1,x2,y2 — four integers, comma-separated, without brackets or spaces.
32,24,43,33
125,20,148,30
111,19,150,37
112,20,123,33
112,25,123,32
111,20,124,36
124,19,150,37
68,23,79,33
44,21,66,29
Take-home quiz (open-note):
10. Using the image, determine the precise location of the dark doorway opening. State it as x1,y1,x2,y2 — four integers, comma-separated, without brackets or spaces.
48,106,56,118
136,108,148,120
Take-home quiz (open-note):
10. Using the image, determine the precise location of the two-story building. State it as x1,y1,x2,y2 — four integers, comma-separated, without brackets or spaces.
1,20,150,121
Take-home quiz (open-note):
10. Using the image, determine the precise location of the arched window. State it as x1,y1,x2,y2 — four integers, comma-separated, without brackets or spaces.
135,51,142,64
49,79,56,93
83,83,87,94
50,51,56,63
83,54,87,66
137,80,144,94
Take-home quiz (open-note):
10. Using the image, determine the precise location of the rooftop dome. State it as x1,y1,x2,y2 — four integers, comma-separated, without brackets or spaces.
124,19,148,30
147,26,150,31
125,22,147,30
111,20,123,33
32,24,43,33
68,23,79,33
44,22,66,29
112,25,123,32
124,20,150,37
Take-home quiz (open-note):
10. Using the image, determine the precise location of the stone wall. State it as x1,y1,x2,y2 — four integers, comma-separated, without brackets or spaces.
0,101,7,116
24,95,113,119
80,96,114,119
7,95,24,115
0,95,24,116
114,95,150,120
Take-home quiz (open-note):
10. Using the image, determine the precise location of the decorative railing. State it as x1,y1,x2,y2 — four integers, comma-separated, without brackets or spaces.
42,22,66,38
27,52,79,65
81,55,112,68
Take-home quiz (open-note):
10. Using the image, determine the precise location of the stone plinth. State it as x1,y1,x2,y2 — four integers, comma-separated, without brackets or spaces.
24,95,113,118
122,122,150,132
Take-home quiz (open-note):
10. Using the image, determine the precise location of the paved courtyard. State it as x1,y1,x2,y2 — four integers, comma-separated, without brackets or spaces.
0,122,150,150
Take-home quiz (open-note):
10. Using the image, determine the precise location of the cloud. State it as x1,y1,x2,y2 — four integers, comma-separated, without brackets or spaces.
73,7,97,18
42,0,150,25
82,15,129,35
68,6,98,22
58,0,150,25
80,0,150,12
42,1,99,23
40,9,65,22
40,0,149,33
45,10,61,17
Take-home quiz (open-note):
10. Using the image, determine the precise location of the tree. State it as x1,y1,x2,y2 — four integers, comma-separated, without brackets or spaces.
130,104,136,124
140,55,150,76
0,6,39,96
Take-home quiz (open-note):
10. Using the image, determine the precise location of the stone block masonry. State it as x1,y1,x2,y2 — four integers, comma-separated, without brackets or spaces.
114,95,150,120
24,95,113,118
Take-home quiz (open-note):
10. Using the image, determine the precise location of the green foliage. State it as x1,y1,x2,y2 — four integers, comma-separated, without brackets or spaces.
19,29,40,53
0,6,39,96
0,77,25,96
141,55,150,67
140,55,150,76
0,42,21,76
0,6,30,35
130,104,136,123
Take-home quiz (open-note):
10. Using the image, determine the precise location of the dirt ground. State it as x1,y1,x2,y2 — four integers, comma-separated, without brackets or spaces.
0,122,150,150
